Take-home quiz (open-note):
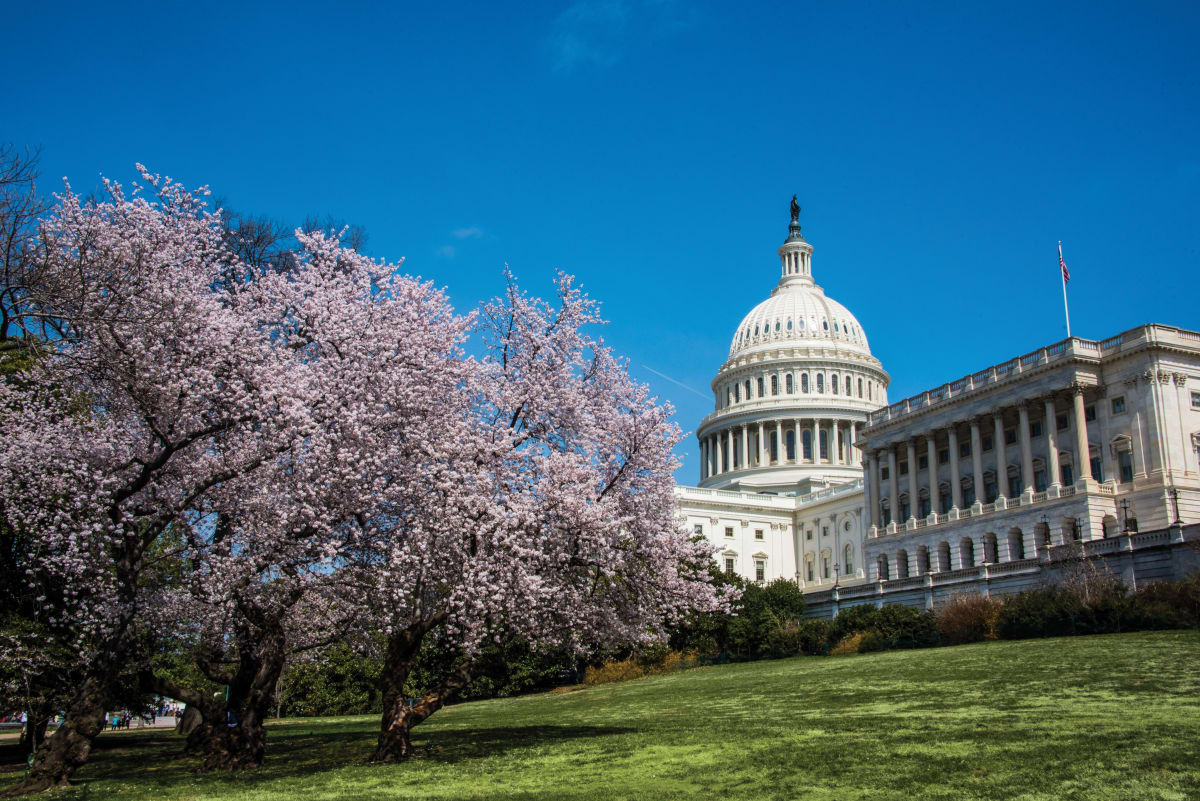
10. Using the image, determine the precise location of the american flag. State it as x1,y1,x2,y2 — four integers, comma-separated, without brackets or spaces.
1059,242,1070,283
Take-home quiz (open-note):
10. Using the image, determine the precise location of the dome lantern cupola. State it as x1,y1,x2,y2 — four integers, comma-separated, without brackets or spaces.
779,195,814,287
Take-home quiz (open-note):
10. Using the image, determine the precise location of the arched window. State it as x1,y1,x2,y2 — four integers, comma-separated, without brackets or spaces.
877,554,890,581
896,549,910,579
785,374,793,393
936,541,951,572
917,546,930,575
757,376,764,397
819,429,828,460
786,430,795,461
983,533,998,563
823,319,829,331
786,318,793,331
832,374,839,394
858,378,863,397
959,538,975,569
771,375,779,395
817,374,825,393
802,429,812,460
801,373,809,393
843,543,854,574
744,380,751,401
734,384,740,402
868,382,873,400
1009,528,1026,560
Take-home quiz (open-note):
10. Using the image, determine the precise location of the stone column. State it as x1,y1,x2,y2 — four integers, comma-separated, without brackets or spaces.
793,419,801,464
775,420,783,464
1044,397,1061,487
948,426,963,510
740,424,749,470
993,413,1007,499
926,435,938,515
757,421,765,466
850,421,858,461
1072,384,1092,480
868,451,882,528
700,438,708,480
1018,403,1034,493
970,418,985,505
887,445,899,526
906,439,918,523
716,432,724,474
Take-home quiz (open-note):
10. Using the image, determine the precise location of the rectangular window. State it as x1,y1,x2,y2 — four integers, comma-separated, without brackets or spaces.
1085,404,1096,422
1192,391,1200,409
1090,455,1103,481
938,449,949,465
757,377,764,397
959,442,970,458
755,560,766,583
1034,469,1047,492
1111,396,1126,414
1057,414,1069,431
918,454,929,469
1031,421,1043,438
881,466,889,480
1005,429,1017,445
1118,450,1133,483
771,375,779,395
724,557,735,574
724,526,734,538
939,491,951,514
822,526,829,538
754,529,764,540
899,462,908,476
806,530,813,541
1061,462,1074,486
982,435,993,452
1008,474,1021,498
693,524,703,537
985,479,998,503
918,497,931,517
806,561,814,581
822,557,830,579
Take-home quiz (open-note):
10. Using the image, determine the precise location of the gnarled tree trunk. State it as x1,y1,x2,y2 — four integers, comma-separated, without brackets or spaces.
3,675,108,796
371,627,486,763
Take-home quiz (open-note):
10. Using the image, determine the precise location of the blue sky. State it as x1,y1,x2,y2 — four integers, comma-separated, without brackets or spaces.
5,1,1199,483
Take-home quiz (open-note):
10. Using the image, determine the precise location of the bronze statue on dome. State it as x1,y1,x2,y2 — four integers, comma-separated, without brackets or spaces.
790,195,800,223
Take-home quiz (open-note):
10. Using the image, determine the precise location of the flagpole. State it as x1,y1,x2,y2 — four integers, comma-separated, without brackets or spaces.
1059,241,1071,339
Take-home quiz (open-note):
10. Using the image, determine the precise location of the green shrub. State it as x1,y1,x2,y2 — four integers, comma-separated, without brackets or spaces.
796,619,832,655
828,604,881,643
936,594,1002,645
1127,573,1200,630
873,604,938,648
997,586,1084,639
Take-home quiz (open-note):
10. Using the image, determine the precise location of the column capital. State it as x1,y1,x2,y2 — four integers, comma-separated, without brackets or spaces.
1071,381,1088,396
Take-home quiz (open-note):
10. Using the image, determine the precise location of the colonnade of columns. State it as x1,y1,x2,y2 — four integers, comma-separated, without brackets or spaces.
867,386,1096,529
700,418,859,479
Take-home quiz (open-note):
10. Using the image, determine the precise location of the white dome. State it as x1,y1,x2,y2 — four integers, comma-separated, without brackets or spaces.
729,283,871,358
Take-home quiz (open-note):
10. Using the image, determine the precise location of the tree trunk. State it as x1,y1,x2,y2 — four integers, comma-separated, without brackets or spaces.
2,676,107,796
370,630,486,763
183,707,269,771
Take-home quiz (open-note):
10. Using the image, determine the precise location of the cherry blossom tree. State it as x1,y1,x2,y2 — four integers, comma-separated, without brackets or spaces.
0,169,310,793
349,274,730,762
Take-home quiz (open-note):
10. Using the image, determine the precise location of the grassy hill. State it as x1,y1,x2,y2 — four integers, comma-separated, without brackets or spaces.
4,630,1199,800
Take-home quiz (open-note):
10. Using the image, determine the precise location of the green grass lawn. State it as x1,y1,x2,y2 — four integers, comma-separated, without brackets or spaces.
4,630,1199,800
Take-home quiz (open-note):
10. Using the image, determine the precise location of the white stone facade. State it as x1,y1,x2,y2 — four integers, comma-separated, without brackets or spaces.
675,206,1200,594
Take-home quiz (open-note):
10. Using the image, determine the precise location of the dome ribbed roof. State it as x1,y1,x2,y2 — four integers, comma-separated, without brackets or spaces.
729,283,871,358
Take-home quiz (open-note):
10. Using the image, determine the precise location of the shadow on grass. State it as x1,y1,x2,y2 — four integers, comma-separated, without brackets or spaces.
1,723,635,795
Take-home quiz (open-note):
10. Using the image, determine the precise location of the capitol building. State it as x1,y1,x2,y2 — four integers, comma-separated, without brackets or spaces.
675,202,1200,610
